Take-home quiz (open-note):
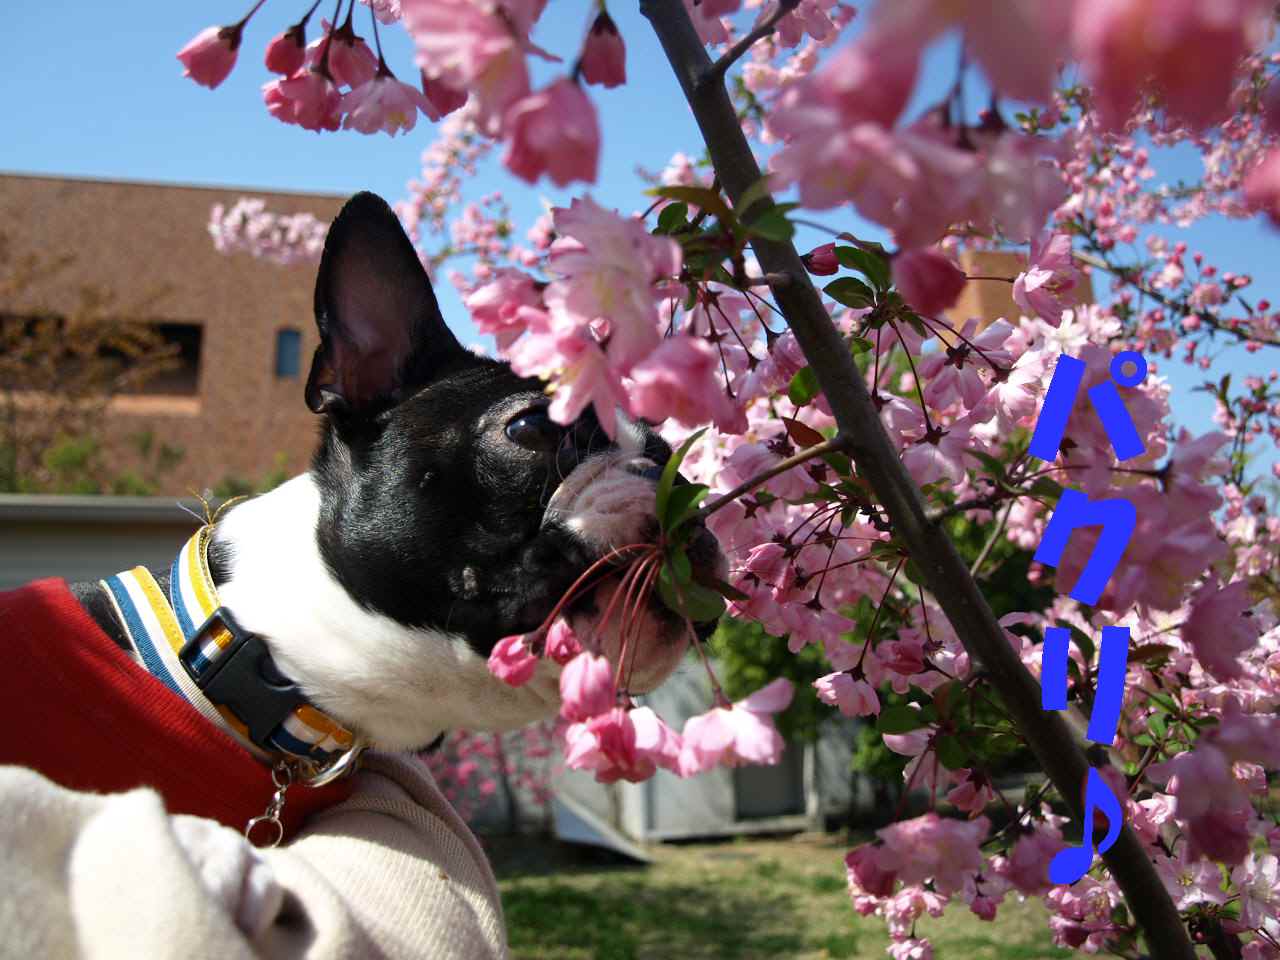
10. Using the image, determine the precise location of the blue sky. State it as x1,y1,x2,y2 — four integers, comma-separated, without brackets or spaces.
5,1,1278,476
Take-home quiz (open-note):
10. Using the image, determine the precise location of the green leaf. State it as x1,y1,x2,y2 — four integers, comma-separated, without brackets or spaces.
656,427,708,533
648,185,732,224
663,482,709,531
788,367,821,406
746,207,795,241
877,705,926,734
902,312,928,338
823,277,876,309
1054,619,1096,663
735,175,775,219
935,735,967,771
931,680,965,719
849,336,874,354
668,545,693,583
658,565,727,622
966,448,1008,481
1029,477,1065,500
903,558,926,585
656,201,688,234
822,452,853,477
835,246,891,291
708,577,750,602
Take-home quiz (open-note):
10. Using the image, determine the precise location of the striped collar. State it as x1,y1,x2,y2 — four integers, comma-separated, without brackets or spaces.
101,526,361,774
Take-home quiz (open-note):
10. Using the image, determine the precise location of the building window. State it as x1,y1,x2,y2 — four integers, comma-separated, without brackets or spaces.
138,322,203,395
1,315,202,397
275,328,301,379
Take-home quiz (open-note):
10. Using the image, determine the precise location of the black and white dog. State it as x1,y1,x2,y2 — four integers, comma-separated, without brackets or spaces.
70,191,722,758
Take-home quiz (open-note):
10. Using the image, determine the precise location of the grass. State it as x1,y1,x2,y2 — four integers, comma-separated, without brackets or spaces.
485,833,1073,960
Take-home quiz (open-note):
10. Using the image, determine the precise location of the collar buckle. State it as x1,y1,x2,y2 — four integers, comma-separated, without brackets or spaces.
179,606,308,753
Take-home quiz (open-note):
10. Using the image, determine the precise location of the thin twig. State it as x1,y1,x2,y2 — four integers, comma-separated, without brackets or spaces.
970,501,1013,577
695,434,850,521
698,0,801,89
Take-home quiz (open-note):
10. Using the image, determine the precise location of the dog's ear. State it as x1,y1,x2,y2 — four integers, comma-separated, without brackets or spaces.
306,191,464,418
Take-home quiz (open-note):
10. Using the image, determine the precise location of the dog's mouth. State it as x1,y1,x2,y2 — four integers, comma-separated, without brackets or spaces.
539,450,727,695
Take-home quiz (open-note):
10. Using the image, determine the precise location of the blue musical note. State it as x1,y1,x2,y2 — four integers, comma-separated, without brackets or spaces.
1048,767,1124,884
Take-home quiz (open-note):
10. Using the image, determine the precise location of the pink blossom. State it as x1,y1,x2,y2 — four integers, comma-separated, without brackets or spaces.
265,26,307,76
628,336,743,433
421,73,468,117
563,708,656,783
893,249,967,318
544,619,581,665
845,843,898,898
678,678,794,775
544,197,680,371
630,706,682,774
311,24,378,89
1183,578,1261,681
465,268,543,350
777,600,856,654
969,896,998,922
1073,0,1273,132
946,770,994,818
1156,846,1231,910
877,812,990,895
813,672,880,717
341,71,435,135
995,825,1064,895
1231,854,1280,928
503,79,600,187
403,0,548,131
888,940,933,960
177,25,240,90
487,633,539,686
1012,233,1079,327
263,69,342,131
507,320,628,436
1186,807,1253,865
579,11,626,89
559,652,616,722
1245,149,1280,228
789,31,919,130
869,1,1072,104
801,243,839,276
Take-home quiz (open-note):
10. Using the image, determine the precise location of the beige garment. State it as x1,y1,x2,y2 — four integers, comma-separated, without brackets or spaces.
0,752,508,960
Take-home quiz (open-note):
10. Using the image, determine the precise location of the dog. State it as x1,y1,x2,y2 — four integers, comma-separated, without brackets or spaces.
4,190,723,840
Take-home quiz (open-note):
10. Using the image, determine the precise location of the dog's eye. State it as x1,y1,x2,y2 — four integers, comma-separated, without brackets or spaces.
505,409,562,452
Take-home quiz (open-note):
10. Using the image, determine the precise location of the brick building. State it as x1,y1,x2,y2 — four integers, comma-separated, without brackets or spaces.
0,173,345,494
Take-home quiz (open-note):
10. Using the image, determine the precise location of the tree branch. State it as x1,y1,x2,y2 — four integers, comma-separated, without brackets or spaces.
696,433,848,521
640,2,1196,956
698,0,799,89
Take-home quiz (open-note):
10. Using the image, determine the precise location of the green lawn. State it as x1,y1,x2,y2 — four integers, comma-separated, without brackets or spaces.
485,833,1073,960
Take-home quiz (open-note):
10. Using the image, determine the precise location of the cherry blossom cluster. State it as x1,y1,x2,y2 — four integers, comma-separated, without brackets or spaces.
178,0,628,185
421,724,555,825
488,616,795,782
208,197,329,265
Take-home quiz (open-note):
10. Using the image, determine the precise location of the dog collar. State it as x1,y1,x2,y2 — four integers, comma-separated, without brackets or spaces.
101,526,363,776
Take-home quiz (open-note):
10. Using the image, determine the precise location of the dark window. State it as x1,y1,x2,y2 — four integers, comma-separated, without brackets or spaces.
0,315,201,396
275,328,301,379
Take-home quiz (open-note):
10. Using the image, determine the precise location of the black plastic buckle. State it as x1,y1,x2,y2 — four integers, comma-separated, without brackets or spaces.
178,607,308,752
